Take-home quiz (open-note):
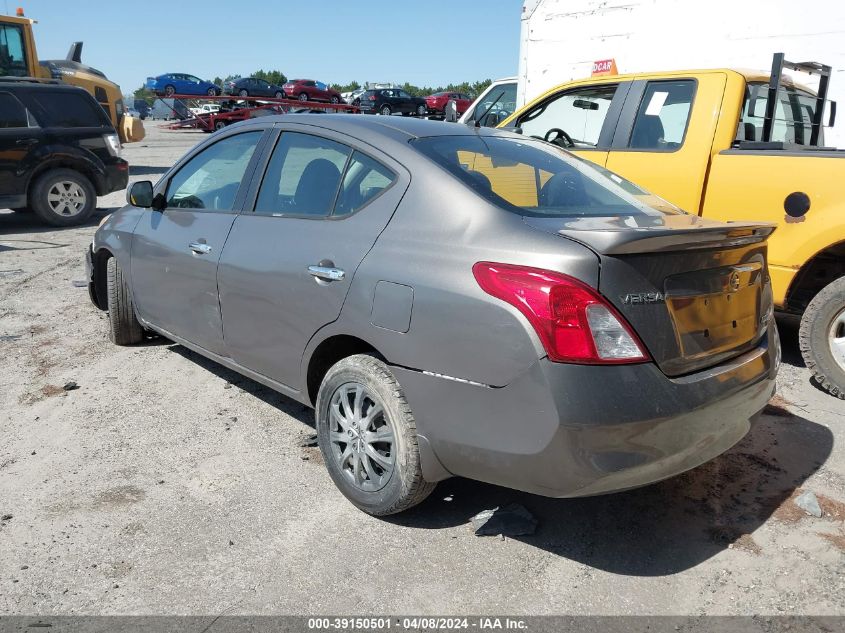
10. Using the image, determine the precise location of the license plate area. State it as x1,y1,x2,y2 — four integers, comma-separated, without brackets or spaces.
665,263,763,362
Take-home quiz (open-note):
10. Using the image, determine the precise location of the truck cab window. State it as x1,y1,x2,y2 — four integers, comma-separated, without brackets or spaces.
628,80,695,150
0,24,27,77
738,82,821,145
516,85,617,149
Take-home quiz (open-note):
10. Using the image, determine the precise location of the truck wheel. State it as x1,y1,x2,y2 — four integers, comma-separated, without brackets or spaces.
30,169,96,227
799,276,845,399
106,257,144,346
316,354,436,516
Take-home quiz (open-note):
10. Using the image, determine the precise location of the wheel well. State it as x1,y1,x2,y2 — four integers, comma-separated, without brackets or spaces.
306,335,378,406
786,240,845,313
92,248,113,310
27,160,100,199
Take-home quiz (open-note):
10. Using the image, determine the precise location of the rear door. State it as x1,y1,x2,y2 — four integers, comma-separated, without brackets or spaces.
130,128,268,355
218,127,408,389
509,80,631,168
0,91,41,204
605,74,725,213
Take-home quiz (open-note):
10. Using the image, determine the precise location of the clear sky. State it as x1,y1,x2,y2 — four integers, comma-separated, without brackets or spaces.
12,0,522,94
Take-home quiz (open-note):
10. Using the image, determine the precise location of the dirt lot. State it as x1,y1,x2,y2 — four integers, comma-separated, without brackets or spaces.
0,124,843,616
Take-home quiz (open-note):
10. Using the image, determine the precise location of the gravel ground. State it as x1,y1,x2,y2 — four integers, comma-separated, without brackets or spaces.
0,124,843,616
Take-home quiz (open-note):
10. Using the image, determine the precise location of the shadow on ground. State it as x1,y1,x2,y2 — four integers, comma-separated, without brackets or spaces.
165,341,833,577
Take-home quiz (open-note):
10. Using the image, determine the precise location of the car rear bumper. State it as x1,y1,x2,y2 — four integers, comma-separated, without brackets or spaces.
392,321,780,496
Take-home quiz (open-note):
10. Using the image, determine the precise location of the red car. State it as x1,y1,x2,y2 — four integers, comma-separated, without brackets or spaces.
282,79,342,103
425,91,472,115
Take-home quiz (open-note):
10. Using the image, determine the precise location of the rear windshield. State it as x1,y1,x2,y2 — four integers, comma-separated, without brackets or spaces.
411,135,683,218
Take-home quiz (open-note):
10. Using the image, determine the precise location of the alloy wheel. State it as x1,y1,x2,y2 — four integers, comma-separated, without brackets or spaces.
47,181,87,217
328,382,395,492
829,308,845,371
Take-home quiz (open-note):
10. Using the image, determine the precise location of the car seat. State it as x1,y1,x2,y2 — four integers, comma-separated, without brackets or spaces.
629,114,665,149
293,159,341,215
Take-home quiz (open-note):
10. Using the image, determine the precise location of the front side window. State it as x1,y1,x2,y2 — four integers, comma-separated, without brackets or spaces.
255,132,351,216
30,92,110,127
413,135,683,218
166,131,261,211
0,24,27,77
516,84,617,148
0,92,29,128
737,82,821,145
628,80,695,150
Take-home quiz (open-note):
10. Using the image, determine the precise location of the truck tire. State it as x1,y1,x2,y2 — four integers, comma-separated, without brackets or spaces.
30,169,96,227
799,276,845,399
106,257,144,346
315,354,436,516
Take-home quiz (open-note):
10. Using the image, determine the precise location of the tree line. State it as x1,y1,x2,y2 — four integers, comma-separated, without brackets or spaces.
133,69,492,102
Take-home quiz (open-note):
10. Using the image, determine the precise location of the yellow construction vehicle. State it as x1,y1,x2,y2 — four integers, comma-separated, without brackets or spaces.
0,8,143,142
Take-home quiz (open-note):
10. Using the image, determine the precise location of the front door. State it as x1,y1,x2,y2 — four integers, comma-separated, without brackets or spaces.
218,128,407,389
604,74,725,213
130,129,267,355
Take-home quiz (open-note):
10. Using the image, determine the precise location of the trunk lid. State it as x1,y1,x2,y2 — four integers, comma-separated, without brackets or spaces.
524,214,775,376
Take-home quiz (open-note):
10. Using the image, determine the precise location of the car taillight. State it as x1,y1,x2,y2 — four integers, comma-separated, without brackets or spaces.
368,95,377,101
472,262,649,364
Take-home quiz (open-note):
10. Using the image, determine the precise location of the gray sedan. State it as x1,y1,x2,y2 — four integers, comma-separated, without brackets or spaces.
86,115,779,515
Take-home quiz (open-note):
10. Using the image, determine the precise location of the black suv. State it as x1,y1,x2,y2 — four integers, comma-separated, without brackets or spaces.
357,89,427,117
0,81,129,226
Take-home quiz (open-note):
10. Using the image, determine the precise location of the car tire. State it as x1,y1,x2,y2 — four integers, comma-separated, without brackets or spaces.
316,354,436,516
207,87,217,96
274,91,283,98
106,256,144,346
30,168,96,227
416,104,427,117
239,89,249,97
214,120,227,131
799,276,845,399
379,105,392,116
164,85,175,97
299,92,309,102
330,96,340,104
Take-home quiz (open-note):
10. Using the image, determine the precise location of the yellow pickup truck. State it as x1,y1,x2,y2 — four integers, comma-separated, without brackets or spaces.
498,55,845,399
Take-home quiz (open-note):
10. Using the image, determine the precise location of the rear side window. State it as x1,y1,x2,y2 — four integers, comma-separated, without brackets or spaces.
0,92,29,128
29,91,110,127
255,132,351,217
0,24,27,77
628,80,695,150
334,151,396,217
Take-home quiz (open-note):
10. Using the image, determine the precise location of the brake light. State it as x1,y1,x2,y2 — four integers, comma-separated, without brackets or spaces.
368,95,377,101
472,262,649,364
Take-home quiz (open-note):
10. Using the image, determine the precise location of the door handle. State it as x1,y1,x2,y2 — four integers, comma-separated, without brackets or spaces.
188,242,212,255
16,138,38,146
308,265,345,282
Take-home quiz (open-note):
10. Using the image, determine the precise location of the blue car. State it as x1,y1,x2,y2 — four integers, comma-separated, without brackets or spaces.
145,73,221,97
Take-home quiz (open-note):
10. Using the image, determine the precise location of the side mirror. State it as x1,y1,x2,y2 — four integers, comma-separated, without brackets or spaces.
127,180,154,208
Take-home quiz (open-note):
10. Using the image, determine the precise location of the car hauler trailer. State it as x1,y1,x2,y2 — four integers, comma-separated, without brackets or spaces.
518,0,845,147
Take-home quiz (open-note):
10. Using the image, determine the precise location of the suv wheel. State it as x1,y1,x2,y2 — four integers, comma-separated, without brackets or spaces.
800,276,845,399
31,169,96,227
106,257,144,345
380,105,392,116
316,354,436,516
416,104,427,116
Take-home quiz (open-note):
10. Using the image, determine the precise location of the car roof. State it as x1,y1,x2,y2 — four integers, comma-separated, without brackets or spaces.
253,113,518,142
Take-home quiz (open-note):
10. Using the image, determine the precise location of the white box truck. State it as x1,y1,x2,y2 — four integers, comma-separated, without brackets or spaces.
518,0,845,146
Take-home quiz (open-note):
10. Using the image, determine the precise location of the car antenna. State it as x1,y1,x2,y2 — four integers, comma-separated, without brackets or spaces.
474,91,505,129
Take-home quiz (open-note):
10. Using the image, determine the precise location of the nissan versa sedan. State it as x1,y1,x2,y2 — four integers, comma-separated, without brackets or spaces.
85,115,780,516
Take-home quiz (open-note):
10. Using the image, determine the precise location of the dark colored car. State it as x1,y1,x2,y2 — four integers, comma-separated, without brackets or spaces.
0,81,128,226
358,89,427,116
225,77,285,98
87,115,779,516
133,99,151,119
425,91,471,115
282,79,342,103
145,73,221,97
